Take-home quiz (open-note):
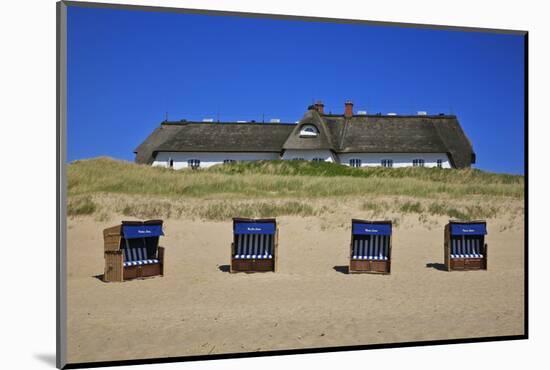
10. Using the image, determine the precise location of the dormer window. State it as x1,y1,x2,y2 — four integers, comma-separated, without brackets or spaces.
299,124,319,137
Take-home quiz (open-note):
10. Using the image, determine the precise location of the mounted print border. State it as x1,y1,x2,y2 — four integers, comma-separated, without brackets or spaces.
57,1,528,368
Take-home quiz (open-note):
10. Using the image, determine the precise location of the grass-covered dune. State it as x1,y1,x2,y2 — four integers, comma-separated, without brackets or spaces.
69,157,523,198
67,157,524,223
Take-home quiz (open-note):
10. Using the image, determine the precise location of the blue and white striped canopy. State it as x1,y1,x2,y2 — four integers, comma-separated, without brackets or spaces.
450,223,487,236
122,224,164,239
234,222,276,235
352,222,392,236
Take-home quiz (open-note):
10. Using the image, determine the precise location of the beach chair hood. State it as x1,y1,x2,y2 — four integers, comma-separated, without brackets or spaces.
122,220,164,239
352,220,392,236
449,221,487,236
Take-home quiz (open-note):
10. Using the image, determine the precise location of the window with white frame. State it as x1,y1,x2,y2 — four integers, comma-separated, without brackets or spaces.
188,159,200,169
381,159,393,168
412,159,425,167
349,158,361,168
312,158,325,162
436,159,443,168
292,158,305,161
299,124,319,137
223,159,235,164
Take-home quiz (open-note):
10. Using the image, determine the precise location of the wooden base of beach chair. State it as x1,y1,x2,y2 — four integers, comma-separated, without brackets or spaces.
123,263,163,280
231,258,274,273
104,246,165,282
448,257,486,271
349,260,391,274
104,262,164,282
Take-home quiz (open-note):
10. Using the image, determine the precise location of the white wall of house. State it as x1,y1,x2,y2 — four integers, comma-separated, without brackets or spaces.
152,151,452,169
337,153,452,168
281,149,336,162
152,151,281,169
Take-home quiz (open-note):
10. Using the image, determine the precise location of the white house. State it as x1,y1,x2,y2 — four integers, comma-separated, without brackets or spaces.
134,101,475,169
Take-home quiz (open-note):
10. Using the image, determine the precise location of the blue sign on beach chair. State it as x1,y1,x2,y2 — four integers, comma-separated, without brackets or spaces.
122,224,164,239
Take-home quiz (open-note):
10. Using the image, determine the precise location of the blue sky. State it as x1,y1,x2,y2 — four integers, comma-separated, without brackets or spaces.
67,6,525,174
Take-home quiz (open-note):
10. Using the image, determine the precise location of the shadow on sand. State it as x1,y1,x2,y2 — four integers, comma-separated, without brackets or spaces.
218,265,231,273
92,274,106,282
426,263,447,271
332,265,349,274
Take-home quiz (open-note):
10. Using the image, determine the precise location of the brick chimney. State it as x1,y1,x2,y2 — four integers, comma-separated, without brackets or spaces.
314,101,325,114
344,100,353,118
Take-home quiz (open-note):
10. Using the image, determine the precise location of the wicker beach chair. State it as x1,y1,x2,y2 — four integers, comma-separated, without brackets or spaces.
444,220,488,271
230,218,278,273
103,220,165,282
349,219,392,274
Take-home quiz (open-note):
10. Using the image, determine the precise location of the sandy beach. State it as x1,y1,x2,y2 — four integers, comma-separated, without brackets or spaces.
66,209,524,364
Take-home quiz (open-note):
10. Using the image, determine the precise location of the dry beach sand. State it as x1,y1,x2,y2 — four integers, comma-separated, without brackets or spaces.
66,209,525,364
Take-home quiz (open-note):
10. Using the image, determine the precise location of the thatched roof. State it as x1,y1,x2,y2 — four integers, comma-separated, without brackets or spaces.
134,122,294,165
321,114,474,168
135,110,475,168
134,124,187,165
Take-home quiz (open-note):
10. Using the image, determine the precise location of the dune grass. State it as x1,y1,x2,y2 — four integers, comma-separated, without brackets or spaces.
209,159,522,185
113,198,318,221
68,157,523,199
66,158,523,221
67,195,97,216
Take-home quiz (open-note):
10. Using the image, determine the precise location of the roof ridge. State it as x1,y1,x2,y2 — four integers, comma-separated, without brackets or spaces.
338,118,351,151
311,110,336,149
